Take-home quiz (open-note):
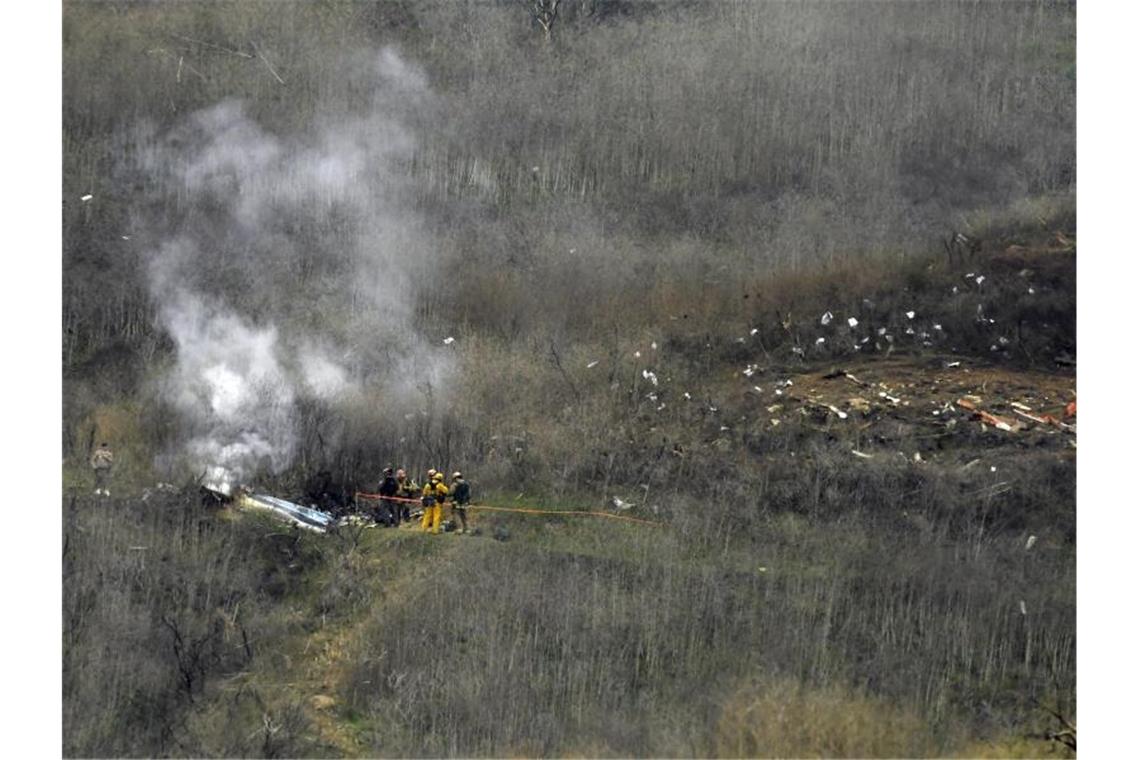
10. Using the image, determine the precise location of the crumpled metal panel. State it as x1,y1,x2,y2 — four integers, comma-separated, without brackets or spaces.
237,492,334,532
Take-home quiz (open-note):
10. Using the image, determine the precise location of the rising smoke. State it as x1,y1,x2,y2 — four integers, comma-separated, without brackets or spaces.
138,48,450,491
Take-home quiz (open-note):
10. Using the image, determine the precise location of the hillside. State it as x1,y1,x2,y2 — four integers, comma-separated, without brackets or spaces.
62,1,1076,756
64,228,1075,758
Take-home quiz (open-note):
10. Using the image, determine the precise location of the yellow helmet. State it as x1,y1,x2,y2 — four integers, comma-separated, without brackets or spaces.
432,472,444,482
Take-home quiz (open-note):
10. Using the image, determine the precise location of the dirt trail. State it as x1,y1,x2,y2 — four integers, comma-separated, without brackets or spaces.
233,524,468,756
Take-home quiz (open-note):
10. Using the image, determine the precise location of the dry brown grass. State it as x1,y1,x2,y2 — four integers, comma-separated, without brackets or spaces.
714,679,938,758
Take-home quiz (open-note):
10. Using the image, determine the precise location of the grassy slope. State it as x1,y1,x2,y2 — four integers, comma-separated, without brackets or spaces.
63,227,1075,758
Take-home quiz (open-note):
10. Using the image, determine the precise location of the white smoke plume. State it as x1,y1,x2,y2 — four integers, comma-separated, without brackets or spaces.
137,48,451,489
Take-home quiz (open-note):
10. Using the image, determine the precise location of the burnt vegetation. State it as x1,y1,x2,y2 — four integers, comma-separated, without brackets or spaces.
64,1,1074,757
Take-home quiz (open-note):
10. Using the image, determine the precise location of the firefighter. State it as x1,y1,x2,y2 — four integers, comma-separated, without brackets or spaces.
420,470,439,532
450,471,471,534
90,442,114,496
395,468,416,522
421,471,450,535
377,466,398,526
430,471,449,535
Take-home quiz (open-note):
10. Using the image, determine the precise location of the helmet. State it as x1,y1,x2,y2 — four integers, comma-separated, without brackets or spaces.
452,471,463,480
432,472,444,482
427,468,437,478
396,468,406,479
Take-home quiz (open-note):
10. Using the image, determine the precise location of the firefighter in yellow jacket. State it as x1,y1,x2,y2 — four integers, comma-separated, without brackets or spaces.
421,471,448,534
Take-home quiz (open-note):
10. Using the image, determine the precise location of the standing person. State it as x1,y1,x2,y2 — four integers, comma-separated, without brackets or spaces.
90,442,114,496
377,466,398,526
420,469,439,533
429,471,449,535
450,472,471,534
395,468,416,523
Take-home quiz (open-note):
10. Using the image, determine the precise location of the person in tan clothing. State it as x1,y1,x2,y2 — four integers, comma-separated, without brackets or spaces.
90,442,114,496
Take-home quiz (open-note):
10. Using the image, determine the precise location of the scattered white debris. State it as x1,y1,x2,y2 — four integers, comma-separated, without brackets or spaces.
945,361,961,368
657,403,666,411
634,351,641,358
906,310,915,320
877,327,887,336
998,336,1010,346
821,311,834,326
719,425,730,432
442,336,455,345
80,194,93,202
651,342,658,350
990,466,997,473
975,275,986,286
775,389,783,396
1027,287,1036,295
906,327,915,335
586,360,599,368
879,391,900,404
965,272,975,280
757,566,768,573
683,392,692,400
791,346,804,356
847,317,859,328
1025,535,1038,551
933,323,943,331
816,337,826,345
736,337,746,343
770,418,780,427
1019,600,1027,616
532,165,540,172
743,365,756,377
121,235,131,240
827,405,848,419
750,328,759,336
913,452,924,463
851,450,873,459
646,392,658,401
952,286,959,294
753,386,764,394
860,337,870,344
641,369,658,385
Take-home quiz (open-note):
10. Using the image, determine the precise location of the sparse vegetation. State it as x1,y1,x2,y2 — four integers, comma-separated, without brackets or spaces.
63,1,1075,757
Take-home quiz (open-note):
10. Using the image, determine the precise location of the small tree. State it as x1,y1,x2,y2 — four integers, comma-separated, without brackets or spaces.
521,0,563,42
